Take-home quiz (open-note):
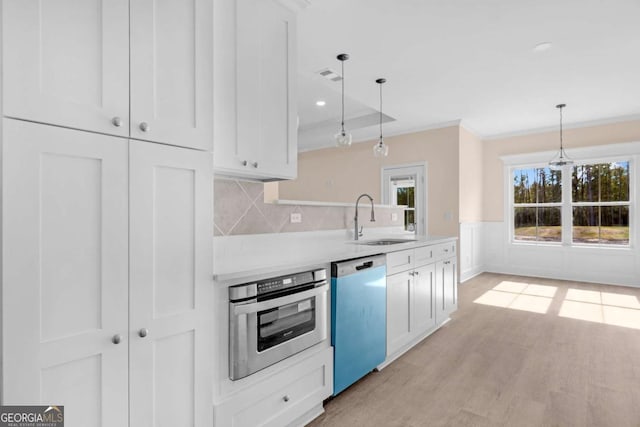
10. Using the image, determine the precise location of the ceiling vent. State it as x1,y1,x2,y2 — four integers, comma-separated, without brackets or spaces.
317,68,342,82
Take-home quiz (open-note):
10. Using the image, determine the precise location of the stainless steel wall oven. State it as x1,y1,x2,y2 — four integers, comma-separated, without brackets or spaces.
229,268,328,380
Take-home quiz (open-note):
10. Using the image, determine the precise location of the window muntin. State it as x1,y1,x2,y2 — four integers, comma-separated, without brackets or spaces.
513,167,562,242
571,162,630,245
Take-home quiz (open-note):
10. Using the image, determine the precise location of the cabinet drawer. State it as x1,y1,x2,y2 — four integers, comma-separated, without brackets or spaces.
215,347,333,427
433,242,456,259
414,245,435,267
386,249,415,275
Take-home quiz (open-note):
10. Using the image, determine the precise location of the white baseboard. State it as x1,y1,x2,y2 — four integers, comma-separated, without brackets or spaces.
460,267,484,283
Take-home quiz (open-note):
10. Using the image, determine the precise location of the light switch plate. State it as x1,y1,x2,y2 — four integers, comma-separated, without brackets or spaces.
290,212,302,223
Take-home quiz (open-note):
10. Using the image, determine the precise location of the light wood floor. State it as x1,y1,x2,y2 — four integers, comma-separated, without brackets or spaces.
308,273,640,427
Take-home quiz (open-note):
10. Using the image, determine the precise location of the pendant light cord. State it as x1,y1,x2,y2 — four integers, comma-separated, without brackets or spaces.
559,105,564,153
379,82,383,144
341,59,345,135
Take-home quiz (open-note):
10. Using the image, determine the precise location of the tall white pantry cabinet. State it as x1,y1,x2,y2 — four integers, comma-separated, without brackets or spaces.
0,1,214,427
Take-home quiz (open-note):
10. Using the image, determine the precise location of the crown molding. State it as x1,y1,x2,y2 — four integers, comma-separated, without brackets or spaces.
483,114,640,141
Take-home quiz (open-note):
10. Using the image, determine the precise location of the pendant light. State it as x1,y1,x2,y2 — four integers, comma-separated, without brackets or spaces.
549,103,573,169
373,78,389,157
334,53,352,147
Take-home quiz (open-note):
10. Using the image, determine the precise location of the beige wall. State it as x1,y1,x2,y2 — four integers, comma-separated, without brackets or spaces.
459,126,483,222
483,119,640,221
279,126,460,237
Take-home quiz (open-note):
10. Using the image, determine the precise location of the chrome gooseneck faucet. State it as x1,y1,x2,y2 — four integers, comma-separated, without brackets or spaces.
354,194,376,240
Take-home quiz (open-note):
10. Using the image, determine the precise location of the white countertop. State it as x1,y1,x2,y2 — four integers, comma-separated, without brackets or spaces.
213,228,457,285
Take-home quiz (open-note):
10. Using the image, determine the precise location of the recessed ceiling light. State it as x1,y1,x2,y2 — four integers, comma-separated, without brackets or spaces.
316,100,326,107
533,42,552,52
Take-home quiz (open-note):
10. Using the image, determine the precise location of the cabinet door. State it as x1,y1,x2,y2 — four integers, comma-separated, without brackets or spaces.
2,0,129,136
443,257,458,315
412,264,436,334
2,119,129,427
227,0,296,179
386,272,413,356
130,0,213,150
129,141,214,427
435,258,457,324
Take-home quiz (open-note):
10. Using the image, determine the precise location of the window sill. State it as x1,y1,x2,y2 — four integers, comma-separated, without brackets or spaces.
509,241,633,252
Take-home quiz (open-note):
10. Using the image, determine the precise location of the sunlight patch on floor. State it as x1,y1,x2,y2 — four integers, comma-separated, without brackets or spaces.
565,289,601,304
474,281,640,329
561,289,640,330
473,281,556,314
559,300,603,323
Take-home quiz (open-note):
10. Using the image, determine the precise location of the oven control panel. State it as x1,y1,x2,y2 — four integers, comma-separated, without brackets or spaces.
257,271,313,295
229,268,327,302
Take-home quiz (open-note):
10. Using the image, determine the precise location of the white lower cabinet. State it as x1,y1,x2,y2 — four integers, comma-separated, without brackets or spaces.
214,347,333,427
413,264,437,334
386,271,413,355
384,241,457,365
1,119,214,427
436,256,458,323
386,264,436,358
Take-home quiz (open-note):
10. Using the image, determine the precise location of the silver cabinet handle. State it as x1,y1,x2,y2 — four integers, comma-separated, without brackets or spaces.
283,395,290,402
111,117,123,127
139,122,149,132
414,271,420,276
251,161,258,168
112,334,122,344
138,328,149,338
241,160,248,166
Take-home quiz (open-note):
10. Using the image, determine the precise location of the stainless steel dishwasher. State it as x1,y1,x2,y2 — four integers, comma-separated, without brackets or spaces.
331,254,387,395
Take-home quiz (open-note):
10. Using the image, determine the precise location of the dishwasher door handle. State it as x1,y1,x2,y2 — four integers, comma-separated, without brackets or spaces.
355,261,374,270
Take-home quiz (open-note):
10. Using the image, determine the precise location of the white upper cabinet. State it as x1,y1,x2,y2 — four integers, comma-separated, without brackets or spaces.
214,0,298,180
130,0,213,150
2,0,130,137
2,0,213,151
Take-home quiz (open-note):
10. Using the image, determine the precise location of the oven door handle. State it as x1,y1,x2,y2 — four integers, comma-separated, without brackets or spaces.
232,282,328,315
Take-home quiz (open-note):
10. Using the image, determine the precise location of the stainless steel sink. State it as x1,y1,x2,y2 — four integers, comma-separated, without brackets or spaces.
357,238,417,246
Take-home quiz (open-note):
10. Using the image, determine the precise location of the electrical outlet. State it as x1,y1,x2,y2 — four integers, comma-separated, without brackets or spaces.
290,212,302,223
391,213,398,222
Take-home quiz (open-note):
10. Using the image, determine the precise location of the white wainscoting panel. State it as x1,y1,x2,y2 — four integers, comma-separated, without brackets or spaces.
482,221,640,288
459,222,484,282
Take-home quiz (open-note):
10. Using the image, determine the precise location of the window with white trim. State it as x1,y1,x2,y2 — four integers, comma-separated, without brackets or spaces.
513,167,562,242
571,162,629,245
512,160,631,246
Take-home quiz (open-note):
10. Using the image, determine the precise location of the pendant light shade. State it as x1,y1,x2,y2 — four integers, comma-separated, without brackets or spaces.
373,78,389,157
549,103,573,170
334,53,352,147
